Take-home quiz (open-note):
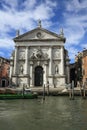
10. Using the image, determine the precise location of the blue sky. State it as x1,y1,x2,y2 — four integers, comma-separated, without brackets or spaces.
0,0,87,63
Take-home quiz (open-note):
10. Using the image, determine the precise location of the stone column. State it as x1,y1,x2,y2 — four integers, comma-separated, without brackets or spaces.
43,62,48,85
25,47,29,75
49,47,53,87
9,62,13,78
9,61,13,86
24,47,30,87
13,46,18,86
14,46,18,75
30,61,33,87
60,46,64,75
49,47,53,75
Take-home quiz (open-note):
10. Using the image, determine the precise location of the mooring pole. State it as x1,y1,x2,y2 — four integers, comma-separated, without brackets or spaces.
80,82,82,97
71,80,74,100
69,83,72,99
83,83,86,99
47,81,49,96
69,81,74,100
43,84,45,100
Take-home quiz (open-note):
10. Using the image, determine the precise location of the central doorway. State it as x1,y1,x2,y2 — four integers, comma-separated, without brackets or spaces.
34,66,43,86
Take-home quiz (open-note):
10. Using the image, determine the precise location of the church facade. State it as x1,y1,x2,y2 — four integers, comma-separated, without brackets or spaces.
9,22,70,88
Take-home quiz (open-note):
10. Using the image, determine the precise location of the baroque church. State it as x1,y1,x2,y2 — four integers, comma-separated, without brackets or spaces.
9,20,70,88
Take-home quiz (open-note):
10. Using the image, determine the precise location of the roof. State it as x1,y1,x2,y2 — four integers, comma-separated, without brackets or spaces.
13,27,66,43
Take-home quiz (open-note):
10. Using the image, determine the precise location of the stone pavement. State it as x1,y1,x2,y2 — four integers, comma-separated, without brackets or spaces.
0,86,87,96
28,86,82,96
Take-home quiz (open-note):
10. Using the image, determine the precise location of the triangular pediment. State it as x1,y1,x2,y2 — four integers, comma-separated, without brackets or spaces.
14,27,65,41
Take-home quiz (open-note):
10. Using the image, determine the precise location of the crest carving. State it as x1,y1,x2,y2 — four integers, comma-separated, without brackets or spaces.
30,47,48,60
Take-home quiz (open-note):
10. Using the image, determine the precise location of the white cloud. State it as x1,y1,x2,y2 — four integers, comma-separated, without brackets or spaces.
81,43,87,49
65,0,87,12
0,0,57,33
22,0,37,10
0,0,57,55
65,46,78,62
64,25,85,45
62,0,87,48
60,0,87,62
0,0,87,63
0,38,14,48
0,51,6,57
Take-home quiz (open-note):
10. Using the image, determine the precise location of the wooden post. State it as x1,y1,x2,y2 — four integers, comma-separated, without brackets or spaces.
47,81,49,96
69,81,74,100
43,84,45,100
69,83,72,99
71,80,74,100
83,82,86,99
80,82,82,97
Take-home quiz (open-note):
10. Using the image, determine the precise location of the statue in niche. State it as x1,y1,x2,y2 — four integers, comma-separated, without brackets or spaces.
55,65,59,74
20,65,24,74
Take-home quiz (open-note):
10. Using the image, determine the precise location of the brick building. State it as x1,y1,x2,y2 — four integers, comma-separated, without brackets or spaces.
82,49,87,83
0,57,10,87
75,49,87,86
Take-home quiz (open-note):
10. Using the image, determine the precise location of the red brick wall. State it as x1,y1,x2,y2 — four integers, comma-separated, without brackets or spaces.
82,56,87,82
0,61,10,87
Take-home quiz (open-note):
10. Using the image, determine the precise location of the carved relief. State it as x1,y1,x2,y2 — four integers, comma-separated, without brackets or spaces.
42,48,49,58
30,48,37,58
53,49,60,59
19,48,25,59
36,47,43,58
30,47,49,60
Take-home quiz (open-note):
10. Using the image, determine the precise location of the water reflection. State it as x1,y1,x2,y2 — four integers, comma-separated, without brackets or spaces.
0,97,87,130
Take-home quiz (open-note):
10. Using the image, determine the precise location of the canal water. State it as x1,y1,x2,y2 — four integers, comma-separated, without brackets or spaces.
0,97,87,130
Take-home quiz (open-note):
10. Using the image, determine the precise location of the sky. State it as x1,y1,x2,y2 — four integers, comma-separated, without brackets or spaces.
0,0,87,63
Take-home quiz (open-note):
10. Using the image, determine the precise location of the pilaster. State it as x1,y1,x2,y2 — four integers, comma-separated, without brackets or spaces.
60,46,64,75
14,46,18,75
30,61,33,87
43,62,48,85
49,47,53,75
25,46,29,75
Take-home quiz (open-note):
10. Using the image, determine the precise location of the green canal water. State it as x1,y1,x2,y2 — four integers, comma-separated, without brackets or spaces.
0,96,87,130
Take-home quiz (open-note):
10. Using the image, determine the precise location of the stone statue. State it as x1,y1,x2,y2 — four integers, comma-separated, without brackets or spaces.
20,65,24,74
55,65,59,74
38,19,42,28
60,28,64,37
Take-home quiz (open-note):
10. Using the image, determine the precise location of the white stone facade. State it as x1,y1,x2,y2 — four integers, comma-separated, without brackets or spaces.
10,24,70,88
